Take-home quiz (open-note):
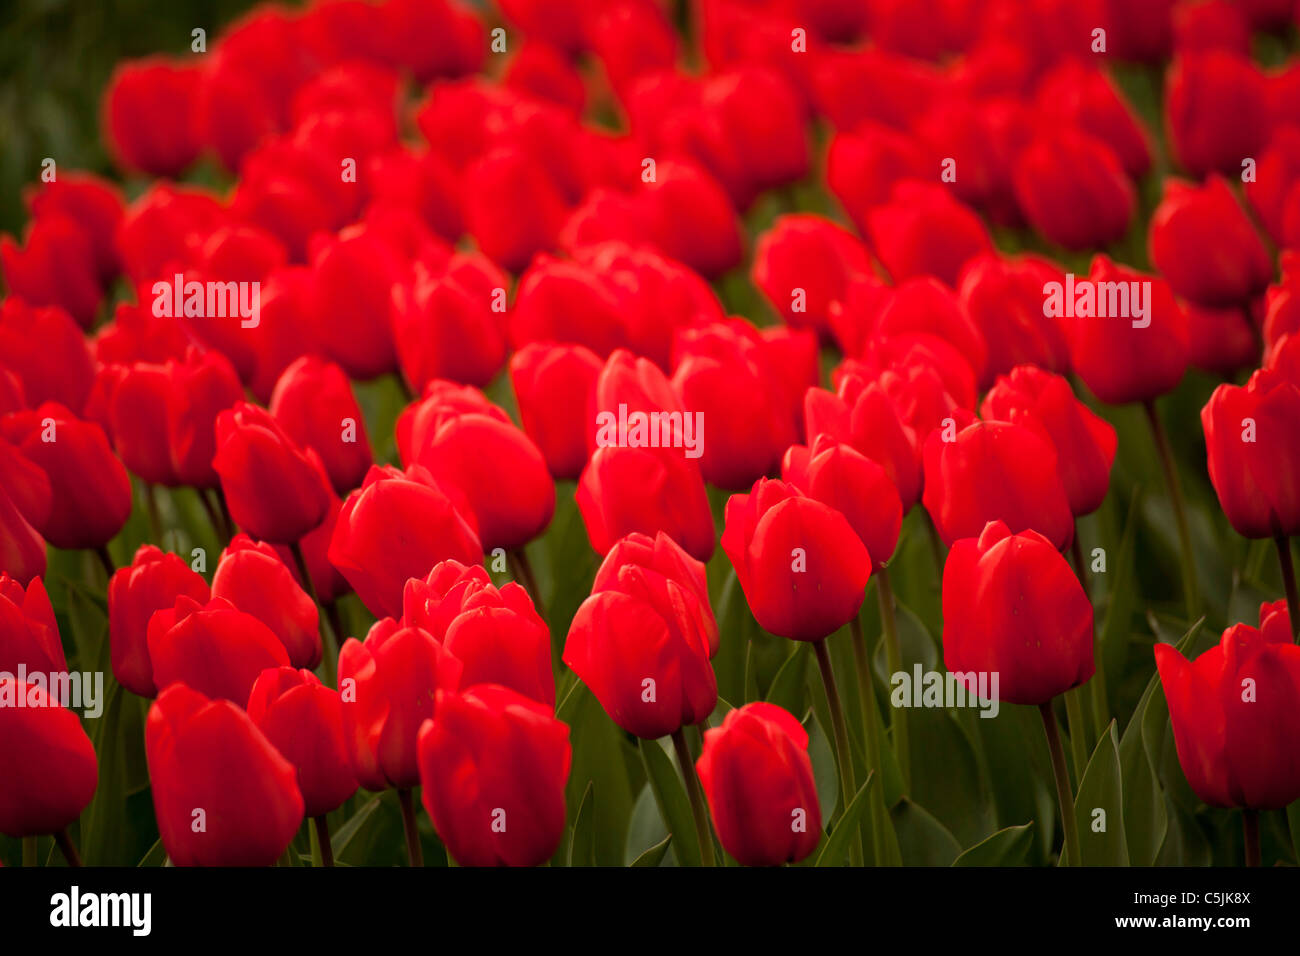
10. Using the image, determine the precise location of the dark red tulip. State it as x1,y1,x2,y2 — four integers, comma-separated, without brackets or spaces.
1034,62,1151,178
391,253,509,393
1149,176,1273,308
1013,128,1134,250
867,181,993,287
0,678,98,838
923,418,1074,549
0,403,131,550
783,434,903,571
1065,256,1189,406
0,299,95,414
147,595,291,705
981,366,1117,518
146,682,304,866
328,463,482,619
1246,126,1300,249
338,618,463,791
958,253,1070,384
1165,51,1270,178
1156,602,1300,809
102,57,203,176
1202,368,1300,539
404,560,554,708
696,702,821,867
509,342,602,481
247,667,358,818
564,532,717,738
1184,301,1260,376
1174,0,1251,55
269,356,372,496
165,348,245,489
213,401,332,544
722,478,871,641
397,383,555,551
0,573,66,676
0,483,47,587
418,683,570,866
212,535,321,670
942,519,1094,705
93,362,177,485
108,545,210,698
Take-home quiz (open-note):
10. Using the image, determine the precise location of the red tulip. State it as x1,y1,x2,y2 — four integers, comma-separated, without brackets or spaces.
1012,128,1134,250
146,682,304,866
0,483,47,587
338,618,463,790
942,520,1094,706
24,173,124,285
1065,256,1189,406
1034,62,1151,178
696,702,821,867
102,58,203,176
328,463,482,619
404,560,554,708
1156,602,1300,809
0,677,98,838
0,403,131,550
247,667,358,818
783,434,903,571
981,366,1117,518
391,253,509,392
1165,51,1270,178
147,595,291,705
1246,126,1300,249
509,342,602,481
867,180,992,287
212,535,321,670
564,533,717,738
0,215,103,327
417,683,570,866
751,214,875,339
462,147,569,273
0,299,95,414
1149,176,1273,308
0,573,66,676
1202,368,1300,539
958,253,1070,383
826,122,928,236
397,383,555,551
923,417,1074,549
269,356,372,496
213,401,333,543
641,159,745,279
165,348,245,489
108,545,210,698
722,478,871,641
306,225,405,380
93,362,177,485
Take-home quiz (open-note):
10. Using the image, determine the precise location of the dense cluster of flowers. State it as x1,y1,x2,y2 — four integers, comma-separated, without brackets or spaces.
1,0,1299,868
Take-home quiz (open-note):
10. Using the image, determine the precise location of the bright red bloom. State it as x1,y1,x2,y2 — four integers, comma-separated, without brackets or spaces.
1012,128,1134,250
696,702,821,867
751,214,875,338
165,348,245,489
1165,51,1270,178
417,683,571,866
102,58,203,176
146,682,304,866
722,478,871,642
942,520,1094,706
1156,602,1300,809
0,574,65,677
509,342,603,481
867,181,993,287
269,356,372,496
212,535,321,670
247,667,358,818
0,299,95,414
958,253,1070,384
0,215,103,327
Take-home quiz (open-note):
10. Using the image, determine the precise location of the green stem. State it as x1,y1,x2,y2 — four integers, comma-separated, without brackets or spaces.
813,639,864,866
510,547,546,622
1063,689,1091,789
94,544,115,580
1039,702,1081,867
312,815,334,867
670,728,716,867
54,828,82,867
876,569,909,791
397,788,423,867
1072,528,1109,739
22,836,36,867
1242,809,1260,867
1143,400,1199,621
1275,534,1299,643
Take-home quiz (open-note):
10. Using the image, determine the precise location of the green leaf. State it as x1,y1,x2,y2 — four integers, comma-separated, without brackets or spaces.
568,782,596,867
765,643,809,717
136,838,165,867
639,738,701,868
331,794,382,858
891,798,961,866
629,834,673,868
564,683,639,865
952,824,1035,866
1068,721,1129,866
815,772,875,867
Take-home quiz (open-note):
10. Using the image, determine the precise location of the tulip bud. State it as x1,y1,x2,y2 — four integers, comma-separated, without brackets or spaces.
417,683,571,866
109,545,210,698
942,520,1094,705
0,573,66,677
269,356,372,496
509,342,602,481
213,535,321,670
696,702,821,866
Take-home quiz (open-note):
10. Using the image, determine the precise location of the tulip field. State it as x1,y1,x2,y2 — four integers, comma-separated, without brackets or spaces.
2,0,1300,891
